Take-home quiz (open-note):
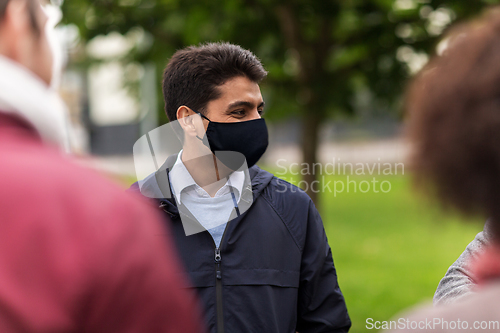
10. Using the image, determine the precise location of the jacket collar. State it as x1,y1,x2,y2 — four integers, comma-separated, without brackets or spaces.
0,112,42,141
131,154,275,220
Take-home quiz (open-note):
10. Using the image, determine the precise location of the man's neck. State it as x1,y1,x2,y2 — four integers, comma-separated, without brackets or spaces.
181,149,232,197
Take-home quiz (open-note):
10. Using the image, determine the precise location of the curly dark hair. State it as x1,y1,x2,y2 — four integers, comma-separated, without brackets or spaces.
162,42,267,121
407,7,500,237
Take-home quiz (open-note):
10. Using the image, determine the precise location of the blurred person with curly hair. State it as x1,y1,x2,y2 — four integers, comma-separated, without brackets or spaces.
387,6,500,333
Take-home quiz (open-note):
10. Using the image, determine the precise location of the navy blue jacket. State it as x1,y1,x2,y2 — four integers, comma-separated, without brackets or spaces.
130,162,350,333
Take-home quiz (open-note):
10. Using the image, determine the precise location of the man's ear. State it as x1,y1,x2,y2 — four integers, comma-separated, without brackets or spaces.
176,106,200,138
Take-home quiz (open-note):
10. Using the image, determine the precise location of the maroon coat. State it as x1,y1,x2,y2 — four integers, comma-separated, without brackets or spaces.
0,112,205,333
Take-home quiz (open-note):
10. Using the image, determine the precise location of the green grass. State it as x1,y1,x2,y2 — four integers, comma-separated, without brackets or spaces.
275,172,484,333
117,170,484,333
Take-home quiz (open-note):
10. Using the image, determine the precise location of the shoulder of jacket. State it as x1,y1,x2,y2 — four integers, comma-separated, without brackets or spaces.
259,176,315,251
264,176,313,207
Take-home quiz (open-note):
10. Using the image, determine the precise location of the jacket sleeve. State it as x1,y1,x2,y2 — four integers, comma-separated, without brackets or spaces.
433,220,492,305
296,200,351,333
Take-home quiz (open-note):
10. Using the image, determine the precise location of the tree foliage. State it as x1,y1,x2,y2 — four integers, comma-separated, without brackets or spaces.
62,0,500,204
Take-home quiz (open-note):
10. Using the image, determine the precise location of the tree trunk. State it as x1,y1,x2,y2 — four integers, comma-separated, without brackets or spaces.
275,3,328,208
301,105,322,207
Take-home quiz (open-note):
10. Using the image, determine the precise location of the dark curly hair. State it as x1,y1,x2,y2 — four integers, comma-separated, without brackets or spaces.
162,42,267,121
407,7,500,237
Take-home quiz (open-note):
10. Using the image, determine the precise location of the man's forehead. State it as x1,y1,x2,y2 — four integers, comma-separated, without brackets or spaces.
218,77,262,100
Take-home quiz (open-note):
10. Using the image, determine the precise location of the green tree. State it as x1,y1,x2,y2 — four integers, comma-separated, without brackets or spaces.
62,0,499,205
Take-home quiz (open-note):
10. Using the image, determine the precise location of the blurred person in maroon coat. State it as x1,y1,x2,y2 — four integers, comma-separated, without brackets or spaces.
0,0,205,332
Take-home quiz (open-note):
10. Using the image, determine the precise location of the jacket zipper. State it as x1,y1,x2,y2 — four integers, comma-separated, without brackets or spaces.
215,247,224,333
214,224,230,333
160,201,225,333
161,192,234,333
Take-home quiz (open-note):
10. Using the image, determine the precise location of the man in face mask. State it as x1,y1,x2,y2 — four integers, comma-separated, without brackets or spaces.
130,42,351,333
0,1,205,332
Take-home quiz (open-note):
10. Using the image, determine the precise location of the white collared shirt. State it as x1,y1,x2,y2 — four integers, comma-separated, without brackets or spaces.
168,151,245,247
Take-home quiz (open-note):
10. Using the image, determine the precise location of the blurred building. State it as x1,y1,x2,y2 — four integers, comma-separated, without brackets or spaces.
60,29,157,156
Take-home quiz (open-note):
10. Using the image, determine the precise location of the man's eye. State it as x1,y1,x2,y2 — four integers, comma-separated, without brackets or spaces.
258,109,264,115
232,110,246,116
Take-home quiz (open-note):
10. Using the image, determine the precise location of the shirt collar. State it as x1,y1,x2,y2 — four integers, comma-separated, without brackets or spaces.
169,150,245,205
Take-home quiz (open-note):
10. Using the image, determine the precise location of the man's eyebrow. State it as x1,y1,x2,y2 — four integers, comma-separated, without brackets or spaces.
226,100,265,111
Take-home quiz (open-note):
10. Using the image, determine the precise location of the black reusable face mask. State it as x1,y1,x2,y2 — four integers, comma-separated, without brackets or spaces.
194,111,269,170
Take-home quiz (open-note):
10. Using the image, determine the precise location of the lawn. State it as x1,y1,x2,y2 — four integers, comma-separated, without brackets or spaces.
119,170,484,333
277,173,484,333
